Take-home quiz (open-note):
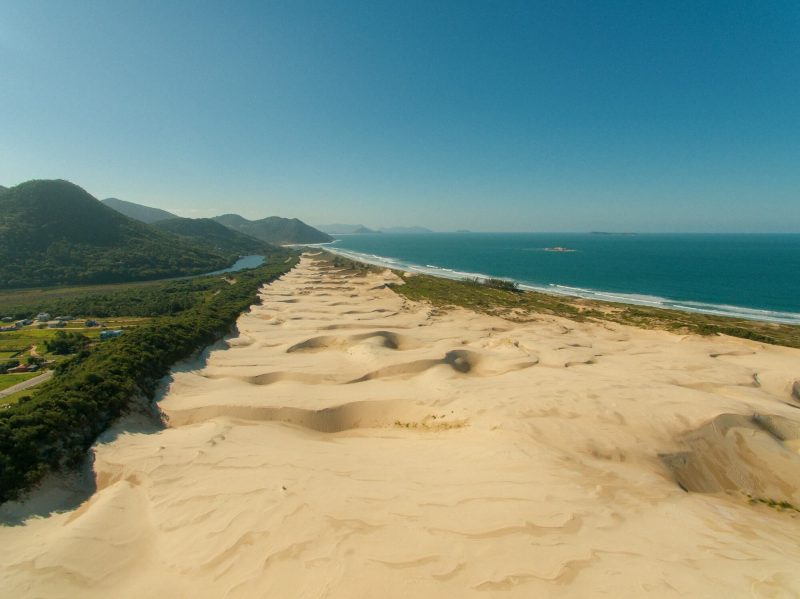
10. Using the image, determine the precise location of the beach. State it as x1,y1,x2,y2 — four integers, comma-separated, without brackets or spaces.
1,253,799,597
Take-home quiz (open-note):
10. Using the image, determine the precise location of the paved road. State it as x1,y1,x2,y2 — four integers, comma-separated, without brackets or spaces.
0,370,53,400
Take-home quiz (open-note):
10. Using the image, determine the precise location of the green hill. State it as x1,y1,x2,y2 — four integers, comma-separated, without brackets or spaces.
213,214,333,245
101,197,178,223
154,217,277,255
0,180,234,288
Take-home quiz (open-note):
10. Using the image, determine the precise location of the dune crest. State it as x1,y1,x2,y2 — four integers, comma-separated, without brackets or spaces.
1,254,799,598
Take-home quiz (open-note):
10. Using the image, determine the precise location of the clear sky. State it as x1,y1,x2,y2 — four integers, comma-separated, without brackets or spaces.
1,1,798,232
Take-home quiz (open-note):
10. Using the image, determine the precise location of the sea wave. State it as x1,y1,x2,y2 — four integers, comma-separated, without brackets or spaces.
310,246,800,325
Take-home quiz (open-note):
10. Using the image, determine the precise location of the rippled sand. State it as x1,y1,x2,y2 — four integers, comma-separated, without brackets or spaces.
2,255,799,598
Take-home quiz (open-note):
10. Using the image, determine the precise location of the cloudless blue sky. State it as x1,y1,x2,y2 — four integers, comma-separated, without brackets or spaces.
1,1,798,231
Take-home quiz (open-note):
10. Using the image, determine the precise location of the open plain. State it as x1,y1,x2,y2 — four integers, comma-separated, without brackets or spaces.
1,254,799,598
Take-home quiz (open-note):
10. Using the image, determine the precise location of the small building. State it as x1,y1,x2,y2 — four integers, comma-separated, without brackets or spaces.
47,320,66,328
0,325,15,332
7,364,33,373
100,329,124,340
85,319,100,327
36,313,51,322
56,315,74,322
1,317,12,323
14,320,26,328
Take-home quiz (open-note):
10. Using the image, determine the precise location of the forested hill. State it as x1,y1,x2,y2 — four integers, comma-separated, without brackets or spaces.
213,214,333,245
154,217,277,255
101,197,178,223
0,180,234,288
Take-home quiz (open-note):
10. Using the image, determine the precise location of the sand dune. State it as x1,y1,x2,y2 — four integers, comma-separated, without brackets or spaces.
2,255,800,597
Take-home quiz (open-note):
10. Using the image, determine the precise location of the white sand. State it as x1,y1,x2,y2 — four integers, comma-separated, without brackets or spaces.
2,255,799,598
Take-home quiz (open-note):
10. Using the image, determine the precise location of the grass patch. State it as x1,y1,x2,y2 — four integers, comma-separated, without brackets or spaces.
0,372,40,392
747,495,800,513
0,388,35,407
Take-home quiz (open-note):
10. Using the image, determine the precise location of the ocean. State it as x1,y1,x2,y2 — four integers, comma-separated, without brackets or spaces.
315,233,800,325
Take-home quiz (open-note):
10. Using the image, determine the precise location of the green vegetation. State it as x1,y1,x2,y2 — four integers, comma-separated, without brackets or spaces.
479,278,520,292
213,213,333,245
329,255,383,274
154,217,277,255
101,197,178,223
44,331,90,355
747,495,800,513
0,389,37,407
0,250,284,319
0,372,39,392
0,180,235,288
0,254,298,503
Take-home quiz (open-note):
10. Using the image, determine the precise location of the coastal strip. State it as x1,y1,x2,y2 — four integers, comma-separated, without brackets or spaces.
324,251,800,350
316,244,800,326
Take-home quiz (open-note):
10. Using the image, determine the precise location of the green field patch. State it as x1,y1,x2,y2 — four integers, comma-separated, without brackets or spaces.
0,389,34,407
0,372,41,392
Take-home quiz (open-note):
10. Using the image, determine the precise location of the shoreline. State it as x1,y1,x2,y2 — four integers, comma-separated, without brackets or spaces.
321,249,800,351
308,242,800,326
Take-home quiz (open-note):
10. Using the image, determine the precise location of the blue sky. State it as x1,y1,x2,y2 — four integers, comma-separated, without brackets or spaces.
1,1,798,232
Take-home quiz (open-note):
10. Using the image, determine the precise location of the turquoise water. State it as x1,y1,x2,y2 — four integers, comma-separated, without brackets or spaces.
318,234,800,324
205,255,265,275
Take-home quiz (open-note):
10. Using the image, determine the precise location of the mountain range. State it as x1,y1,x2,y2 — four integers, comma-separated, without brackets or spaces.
153,218,276,255
102,197,178,223
213,214,332,245
0,180,233,288
102,197,332,245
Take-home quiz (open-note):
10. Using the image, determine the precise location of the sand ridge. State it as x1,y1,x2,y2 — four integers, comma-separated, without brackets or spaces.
1,254,799,597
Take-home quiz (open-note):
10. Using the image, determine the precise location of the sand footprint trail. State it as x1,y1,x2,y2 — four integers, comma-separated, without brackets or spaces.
1,255,799,598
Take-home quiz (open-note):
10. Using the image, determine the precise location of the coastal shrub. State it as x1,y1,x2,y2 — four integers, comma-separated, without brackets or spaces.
482,278,520,292
0,255,298,503
44,331,90,355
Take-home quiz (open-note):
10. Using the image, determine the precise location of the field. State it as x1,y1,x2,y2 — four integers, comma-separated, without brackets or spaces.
0,319,153,406
0,279,173,316
0,372,40,392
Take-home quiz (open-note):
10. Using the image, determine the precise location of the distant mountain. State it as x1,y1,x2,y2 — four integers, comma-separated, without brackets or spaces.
213,214,333,245
317,223,379,235
154,217,277,255
379,226,434,234
102,197,178,223
0,180,234,288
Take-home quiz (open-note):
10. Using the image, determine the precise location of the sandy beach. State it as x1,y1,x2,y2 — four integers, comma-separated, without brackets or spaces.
2,254,799,598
